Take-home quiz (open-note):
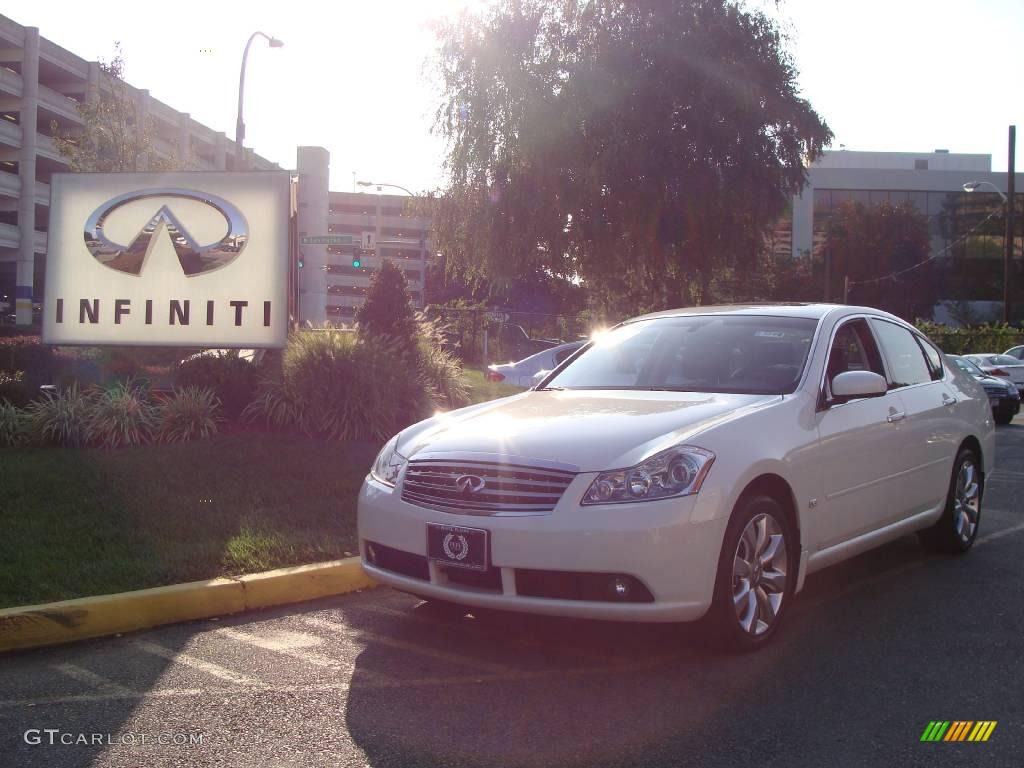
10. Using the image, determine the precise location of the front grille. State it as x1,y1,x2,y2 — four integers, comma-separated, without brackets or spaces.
401,460,575,515
982,383,1013,397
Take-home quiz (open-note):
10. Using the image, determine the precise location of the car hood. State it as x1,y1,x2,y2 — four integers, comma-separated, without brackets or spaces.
397,389,781,472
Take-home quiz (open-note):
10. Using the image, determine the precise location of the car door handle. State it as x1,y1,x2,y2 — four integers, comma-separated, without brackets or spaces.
941,393,957,406
887,410,906,423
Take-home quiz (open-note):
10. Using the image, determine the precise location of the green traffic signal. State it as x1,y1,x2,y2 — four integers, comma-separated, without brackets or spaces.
352,259,361,268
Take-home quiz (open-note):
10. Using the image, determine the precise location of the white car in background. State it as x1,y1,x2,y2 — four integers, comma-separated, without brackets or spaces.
486,341,586,387
963,353,1024,395
1004,345,1024,361
359,304,994,651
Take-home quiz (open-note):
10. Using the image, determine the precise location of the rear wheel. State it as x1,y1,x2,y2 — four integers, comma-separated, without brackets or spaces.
705,495,796,652
919,448,982,554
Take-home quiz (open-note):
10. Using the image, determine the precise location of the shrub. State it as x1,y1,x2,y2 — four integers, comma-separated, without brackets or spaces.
0,336,57,389
0,370,32,408
243,379,304,432
0,399,28,446
246,328,431,441
25,382,94,447
154,386,222,443
355,260,419,348
174,351,258,419
88,379,156,448
417,315,469,409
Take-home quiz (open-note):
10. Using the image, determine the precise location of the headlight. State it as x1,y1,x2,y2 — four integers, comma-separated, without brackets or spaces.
582,445,715,505
370,435,407,487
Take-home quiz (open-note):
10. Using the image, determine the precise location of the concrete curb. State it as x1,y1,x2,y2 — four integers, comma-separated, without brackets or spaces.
0,557,376,653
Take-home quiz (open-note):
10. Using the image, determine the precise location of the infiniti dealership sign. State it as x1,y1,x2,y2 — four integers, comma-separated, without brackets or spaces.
44,171,290,347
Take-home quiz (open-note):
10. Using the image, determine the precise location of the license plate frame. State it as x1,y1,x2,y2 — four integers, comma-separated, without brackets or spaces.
426,523,490,572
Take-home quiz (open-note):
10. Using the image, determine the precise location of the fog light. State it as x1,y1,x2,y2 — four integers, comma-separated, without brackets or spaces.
610,577,631,600
366,543,377,564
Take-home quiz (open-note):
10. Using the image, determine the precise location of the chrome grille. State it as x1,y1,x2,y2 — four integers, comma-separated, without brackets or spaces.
401,460,576,515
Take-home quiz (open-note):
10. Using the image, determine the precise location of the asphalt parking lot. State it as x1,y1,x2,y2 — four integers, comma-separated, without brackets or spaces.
2,420,1023,768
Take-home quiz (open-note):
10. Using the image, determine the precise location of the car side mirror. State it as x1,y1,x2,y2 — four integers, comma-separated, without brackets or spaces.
831,370,888,399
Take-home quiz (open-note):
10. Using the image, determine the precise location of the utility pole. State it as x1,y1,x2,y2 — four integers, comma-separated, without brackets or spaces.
1005,125,1016,325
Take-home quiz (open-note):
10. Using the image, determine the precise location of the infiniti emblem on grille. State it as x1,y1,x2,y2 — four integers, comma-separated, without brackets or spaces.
455,474,486,495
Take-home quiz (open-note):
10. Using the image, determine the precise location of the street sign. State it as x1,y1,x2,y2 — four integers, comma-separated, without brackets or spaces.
301,235,353,245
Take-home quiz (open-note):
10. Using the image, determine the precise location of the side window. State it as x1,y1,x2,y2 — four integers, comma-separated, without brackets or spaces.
871,320,932,388
916,337,945,381
824,319,885,400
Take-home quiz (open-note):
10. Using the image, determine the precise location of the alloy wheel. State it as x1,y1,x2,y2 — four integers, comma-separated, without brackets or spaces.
954,459,981,543
732,513,788,636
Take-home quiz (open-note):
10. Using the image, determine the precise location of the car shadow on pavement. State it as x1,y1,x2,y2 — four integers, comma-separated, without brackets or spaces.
340,529,1002,768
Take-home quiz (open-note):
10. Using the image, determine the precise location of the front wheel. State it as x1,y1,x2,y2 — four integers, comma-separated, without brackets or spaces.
993,411,1014,426
919,448,982,554
705,495,796,652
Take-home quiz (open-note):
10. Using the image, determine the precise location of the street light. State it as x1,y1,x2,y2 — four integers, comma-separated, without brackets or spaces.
962,180,1007,202
235,31,283,168
356,181,426,302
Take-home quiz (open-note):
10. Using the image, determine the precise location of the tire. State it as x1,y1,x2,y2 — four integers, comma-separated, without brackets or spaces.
705,495,796,652
919,447,983,554
993,411,1014,426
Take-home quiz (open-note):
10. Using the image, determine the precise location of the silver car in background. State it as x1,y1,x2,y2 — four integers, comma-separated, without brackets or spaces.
486,341,586,387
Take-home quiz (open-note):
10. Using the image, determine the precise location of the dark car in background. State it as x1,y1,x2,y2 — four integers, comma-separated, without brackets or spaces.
949,355,1020,425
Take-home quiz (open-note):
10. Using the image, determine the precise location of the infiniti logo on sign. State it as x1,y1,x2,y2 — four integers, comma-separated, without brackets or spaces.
84,188,249,276
455,474,486,495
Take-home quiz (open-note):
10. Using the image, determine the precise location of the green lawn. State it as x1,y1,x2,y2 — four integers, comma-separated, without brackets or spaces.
462,368,525,404
0,367,527,609
0,431,380,608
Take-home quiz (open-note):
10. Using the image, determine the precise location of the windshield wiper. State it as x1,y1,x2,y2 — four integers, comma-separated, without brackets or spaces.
534,386,565,391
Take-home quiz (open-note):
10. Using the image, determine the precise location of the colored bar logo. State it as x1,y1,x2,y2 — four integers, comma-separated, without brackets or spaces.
921,721,997,742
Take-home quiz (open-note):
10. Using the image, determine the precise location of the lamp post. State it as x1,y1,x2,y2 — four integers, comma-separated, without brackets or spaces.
966,134,1015,325
356,181,427,304
235,31,283,170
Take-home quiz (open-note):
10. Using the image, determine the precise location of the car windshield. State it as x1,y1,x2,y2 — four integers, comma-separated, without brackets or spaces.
545,315,818,395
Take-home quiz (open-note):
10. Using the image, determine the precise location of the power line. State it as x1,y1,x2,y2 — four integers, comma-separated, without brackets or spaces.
847,207,1003,288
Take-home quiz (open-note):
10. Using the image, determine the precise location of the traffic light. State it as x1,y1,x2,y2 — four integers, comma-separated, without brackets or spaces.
352,247,363,269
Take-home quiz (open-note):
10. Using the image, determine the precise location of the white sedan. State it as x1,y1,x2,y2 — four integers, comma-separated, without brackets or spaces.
358,304,994,650
485,341,586,387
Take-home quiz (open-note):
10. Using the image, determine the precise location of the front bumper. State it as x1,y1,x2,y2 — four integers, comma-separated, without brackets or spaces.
356,473,729,623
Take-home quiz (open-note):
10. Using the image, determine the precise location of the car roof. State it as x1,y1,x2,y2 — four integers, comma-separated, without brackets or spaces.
628,303,896,323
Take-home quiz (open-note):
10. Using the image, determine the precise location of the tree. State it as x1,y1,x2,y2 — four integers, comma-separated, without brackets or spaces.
356,260,419,345
51,43,189,172
825,201,935,321
429,0,832,316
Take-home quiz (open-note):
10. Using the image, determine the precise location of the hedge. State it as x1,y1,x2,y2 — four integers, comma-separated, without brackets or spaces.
915,321,1024,356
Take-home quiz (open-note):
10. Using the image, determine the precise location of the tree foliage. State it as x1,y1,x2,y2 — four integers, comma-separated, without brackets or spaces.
355,260,419,345
430,0,832,316
826,201,935,321
52,43,189,172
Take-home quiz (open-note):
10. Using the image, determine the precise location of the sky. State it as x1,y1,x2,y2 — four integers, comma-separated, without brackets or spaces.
9,0,1023,194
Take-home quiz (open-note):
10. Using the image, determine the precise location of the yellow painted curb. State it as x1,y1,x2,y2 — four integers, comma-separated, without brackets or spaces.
0,557,376,653
238,558,376,611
